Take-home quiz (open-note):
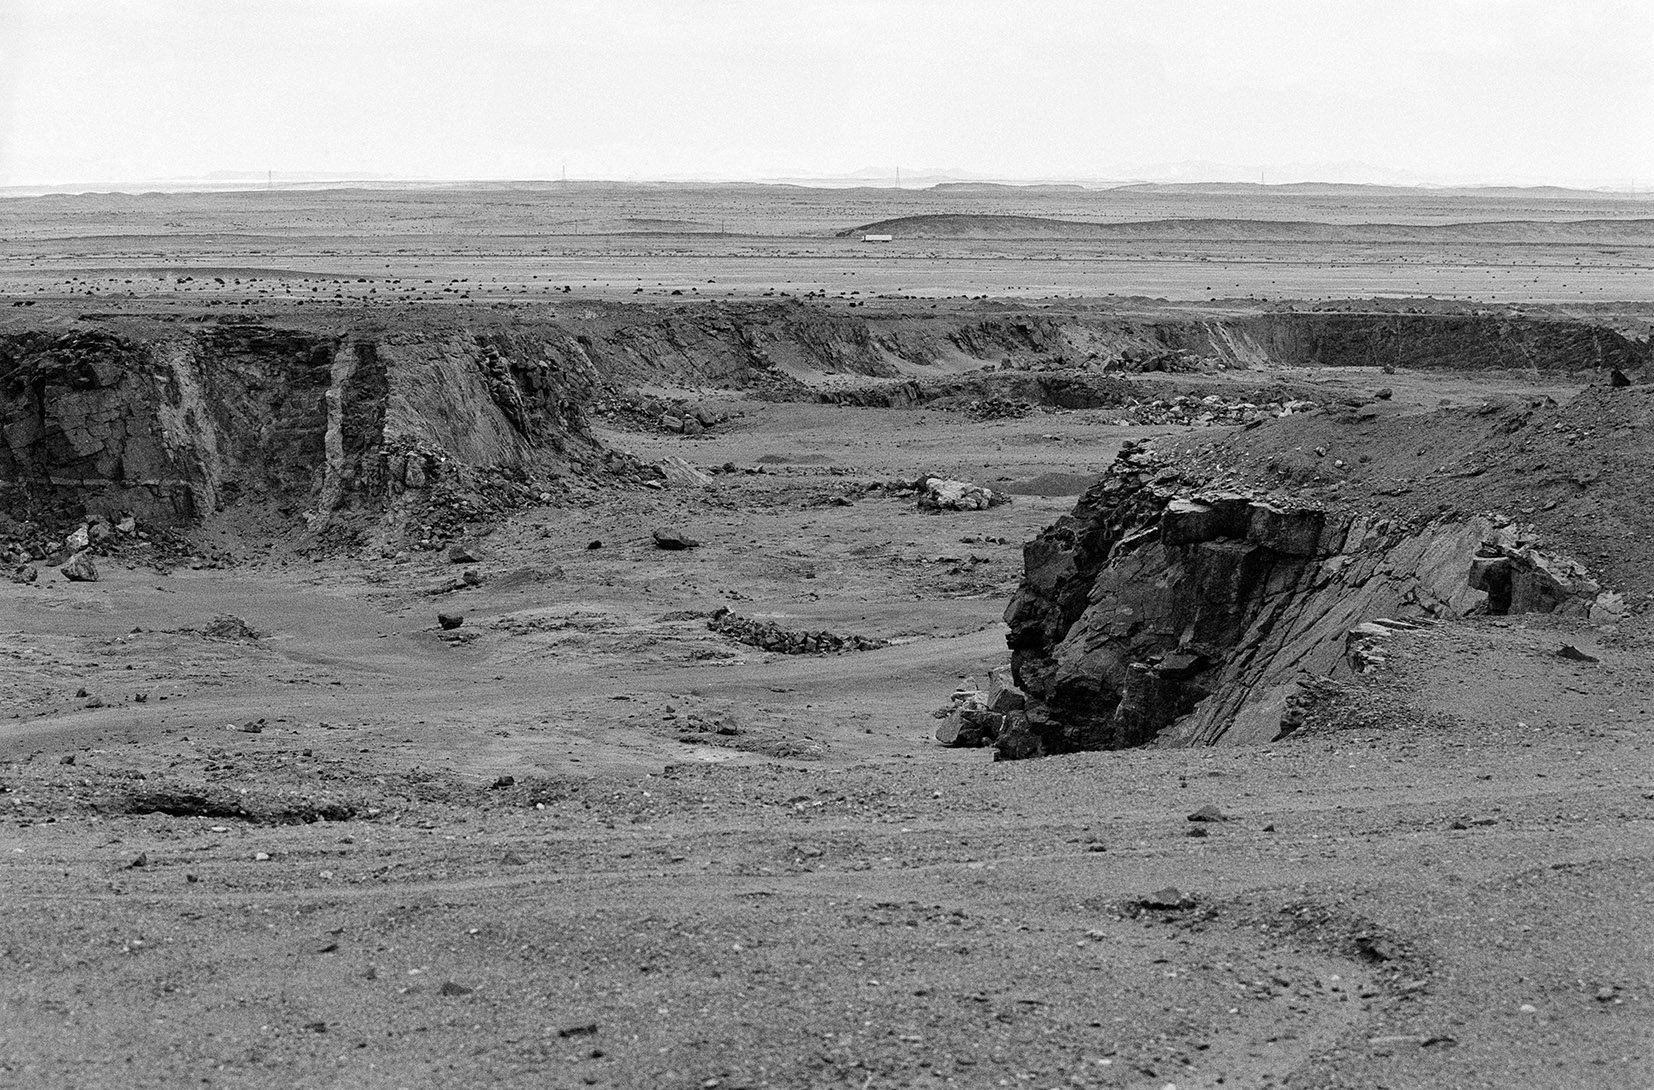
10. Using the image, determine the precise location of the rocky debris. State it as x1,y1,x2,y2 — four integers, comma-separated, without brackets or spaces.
652,529,701,550
991,713,1046,761
986,665,1026,713
915,476,1010,512
1131,393,1320,428
437,613,465,630
935,666,1029,749
447,543,482,564
964,396,1034,420
1001,436,1624,756
59,552,99,582
1469,537,1624,623
1556,643,1601,663
112,784,355,825
199,614,262,641
9,564,38,584
934,709,1002,748
708,607,888,655
594,392,732,435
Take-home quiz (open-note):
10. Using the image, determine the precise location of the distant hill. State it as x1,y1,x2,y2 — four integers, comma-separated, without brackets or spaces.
836,213,1654,242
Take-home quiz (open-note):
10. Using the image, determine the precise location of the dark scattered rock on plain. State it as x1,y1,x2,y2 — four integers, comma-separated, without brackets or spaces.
447,543,482,564
490,775,515,789
1138,887,1196,910
652,529,700,550
437,981,474,997
201,614,262,640
437,613,465,630
1187,804,1230,822
587,540,603,550
1609,368,1631,388
1555,643,1600,663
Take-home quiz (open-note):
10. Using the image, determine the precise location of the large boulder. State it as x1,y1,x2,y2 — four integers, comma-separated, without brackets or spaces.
60,552,99,582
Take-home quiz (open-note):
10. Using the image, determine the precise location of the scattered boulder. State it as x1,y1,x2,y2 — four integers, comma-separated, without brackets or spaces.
1187,804,1231,823
437,613,465,630
200,614,262,640
916,476,1010,512
1556,643,1600,663
652,529,700,550
654,456,714,488
9,565,37,584
59,552,99,582
448,543,482,564
1137,887,1196,911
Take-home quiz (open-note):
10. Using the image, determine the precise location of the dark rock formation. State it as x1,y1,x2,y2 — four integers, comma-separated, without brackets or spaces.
1002,441,1618,756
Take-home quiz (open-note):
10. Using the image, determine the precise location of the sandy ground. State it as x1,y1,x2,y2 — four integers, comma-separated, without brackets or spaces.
3,380,1651,1089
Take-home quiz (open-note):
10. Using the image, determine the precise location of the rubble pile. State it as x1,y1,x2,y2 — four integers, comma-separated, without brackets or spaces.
1123,394,1320,428
964,396,1034,421
914,476,1012,512
708,607,888,655
592,393,731,436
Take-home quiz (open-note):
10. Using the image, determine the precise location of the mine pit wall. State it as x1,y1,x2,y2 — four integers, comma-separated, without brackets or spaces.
503,304,1649,395
0,324,600,533
1004,454,1622,754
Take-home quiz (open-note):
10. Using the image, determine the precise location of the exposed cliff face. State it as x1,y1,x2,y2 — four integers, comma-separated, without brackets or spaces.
0,320,600,533
1002,389,1645,755
500,302,1651,391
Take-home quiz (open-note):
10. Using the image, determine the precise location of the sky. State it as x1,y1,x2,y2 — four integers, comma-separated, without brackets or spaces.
1,0,1651,189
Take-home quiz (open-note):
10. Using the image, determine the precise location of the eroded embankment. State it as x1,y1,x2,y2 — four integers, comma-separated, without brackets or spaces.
2,303,1646,545
994,387,1654,758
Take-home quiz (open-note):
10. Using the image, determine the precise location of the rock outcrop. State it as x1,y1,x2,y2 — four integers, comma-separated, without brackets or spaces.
1002,440,1620,756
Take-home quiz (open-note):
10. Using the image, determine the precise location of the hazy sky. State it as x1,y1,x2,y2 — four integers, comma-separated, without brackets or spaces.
2,0,1651,188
